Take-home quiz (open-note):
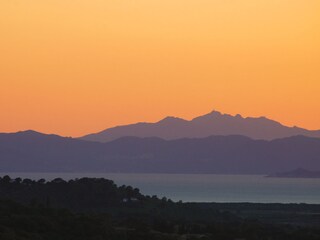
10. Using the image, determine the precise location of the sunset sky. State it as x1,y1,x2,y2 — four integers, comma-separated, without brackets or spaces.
1,0,319,137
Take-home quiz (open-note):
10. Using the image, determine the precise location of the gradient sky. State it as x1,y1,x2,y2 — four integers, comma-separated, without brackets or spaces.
1,0,319,137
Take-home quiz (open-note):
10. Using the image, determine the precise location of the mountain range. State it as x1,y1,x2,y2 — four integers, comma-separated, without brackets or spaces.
80,110,320,142
1,130,320,174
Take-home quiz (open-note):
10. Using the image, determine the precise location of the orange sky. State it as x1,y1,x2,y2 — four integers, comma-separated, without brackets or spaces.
1,0,320,137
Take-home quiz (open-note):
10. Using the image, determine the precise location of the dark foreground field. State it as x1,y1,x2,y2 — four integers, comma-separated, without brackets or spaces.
0,176,319,240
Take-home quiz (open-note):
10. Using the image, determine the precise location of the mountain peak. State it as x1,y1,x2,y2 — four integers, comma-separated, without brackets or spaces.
206,110,223,116
16,130,44,136
11,130,64,140
80,109,320,142
191,110,233,122
157,116,186,124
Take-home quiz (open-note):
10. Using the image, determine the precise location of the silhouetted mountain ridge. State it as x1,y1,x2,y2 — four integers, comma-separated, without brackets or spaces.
80,110,320,142
1,130,320,174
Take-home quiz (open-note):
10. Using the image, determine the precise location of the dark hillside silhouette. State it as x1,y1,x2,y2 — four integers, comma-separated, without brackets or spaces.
1,176,320,240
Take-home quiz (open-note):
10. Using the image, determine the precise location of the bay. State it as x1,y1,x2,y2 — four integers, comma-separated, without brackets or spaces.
1,173,320,204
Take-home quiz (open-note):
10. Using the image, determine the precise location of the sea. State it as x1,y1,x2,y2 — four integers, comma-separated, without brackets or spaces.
1,173,320,204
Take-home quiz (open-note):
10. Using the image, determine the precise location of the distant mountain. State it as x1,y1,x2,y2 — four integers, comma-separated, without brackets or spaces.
80,110,320,142
1,130,320,174
267,168,320,178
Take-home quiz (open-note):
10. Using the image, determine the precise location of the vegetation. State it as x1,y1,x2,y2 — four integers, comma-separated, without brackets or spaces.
0,175,320,240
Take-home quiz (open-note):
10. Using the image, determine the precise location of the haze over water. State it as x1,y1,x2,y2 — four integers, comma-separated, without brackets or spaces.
2,173,320,204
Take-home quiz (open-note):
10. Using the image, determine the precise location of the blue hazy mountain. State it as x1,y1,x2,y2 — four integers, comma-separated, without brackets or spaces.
80,110,320,142
1,130,320,174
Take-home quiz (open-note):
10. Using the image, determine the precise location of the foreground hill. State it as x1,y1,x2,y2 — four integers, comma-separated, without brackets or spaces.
80,110,320,142
1,130,320,174
1,176,320,239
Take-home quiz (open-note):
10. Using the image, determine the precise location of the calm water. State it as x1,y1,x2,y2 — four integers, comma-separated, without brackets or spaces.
2,173,320,204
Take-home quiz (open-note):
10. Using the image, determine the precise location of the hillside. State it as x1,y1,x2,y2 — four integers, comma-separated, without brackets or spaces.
1,131,320,174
